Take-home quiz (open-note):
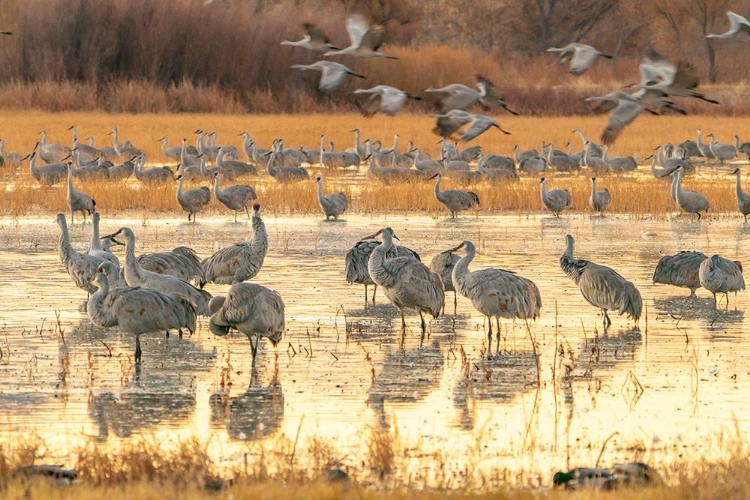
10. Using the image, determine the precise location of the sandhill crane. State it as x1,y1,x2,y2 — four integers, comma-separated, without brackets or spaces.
734,135,750,158
67,125,99,162
429,248,461,315
323,14,397,58
88,267,196,364
649,155,672,181
635,52,719,105
695,128,716,160
291,61,366,91
108,156,136,181
213,172,256,222
706,11,750,42
134,155,172,183
353,85,420,117
175,174,211,222
583,141,606,173
108,127,144,159
202,203,268,285
425,74,518,115
540,177,571,216
602,145,637,172
546,43,613,75
433,110,510,143
707,134,736,164
450,240,541,353
514,145,540,162
320,138,360,168
544,143,578,171
66,162,96,225
589,177,611,214
560,234,642,330
158,137,196,161
39,130,71,163
365,227,444,339
281,22,338,51
669,165,709,220
56,213,106,297
584,91,655,146
345,238,420,305
653,251,707,296
107,244,205,285
700,255,745,308
109,227,212,315
315,175,347,220
71,149,109,180
209,283,285,362
572,129,603,156
430,173,479,217
345,129,367,157
731,168,750,222
28,151,67,185
0,139,22,168
87,212,120,266
519,155,547,173
266,151,309,183
216,146,257,177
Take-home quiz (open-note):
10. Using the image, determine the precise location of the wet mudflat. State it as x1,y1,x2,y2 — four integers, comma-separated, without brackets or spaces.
0,211,748,487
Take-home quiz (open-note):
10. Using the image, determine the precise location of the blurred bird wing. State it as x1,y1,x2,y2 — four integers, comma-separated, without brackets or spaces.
318,64,348,90
359,24,386,51
670,61,700,90
437,85,478,111
601,95,644,145
433,110,472,139
304,23,330,44
379,87,407,115
569,46,599,75
641,52,676,85
460,116,496,142
476,75,505,100
727,11,750,33
346,14,369,47
361,92,384,117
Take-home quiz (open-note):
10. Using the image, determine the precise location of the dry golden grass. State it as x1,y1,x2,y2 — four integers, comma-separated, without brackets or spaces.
1,112,748,217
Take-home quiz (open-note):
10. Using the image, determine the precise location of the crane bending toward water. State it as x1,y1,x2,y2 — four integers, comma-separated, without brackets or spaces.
88,266,196,364
669,165,709,221
201,204,268,285
699,255,745,309
429,248,461,315
547,43,613,75
315,175,347,220
430,173,479,218
653,251,707,297
731,168,750,222
540,177,572,216
365,227,444,340
107,227,212,316
66,162,96,225
560,234,642,331
281,23,338,52
433,110,511,143
345,238,420,305
56,213,106,298
706,11,750,42
589,177,611,215
323,14,397,59
209,283,285,362
450,240,541,354
175,175,211,222
213,172,256,222
353,85,420,117
291,61,366,91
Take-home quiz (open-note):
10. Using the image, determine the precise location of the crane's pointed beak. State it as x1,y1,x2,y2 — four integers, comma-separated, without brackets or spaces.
446,242,464,253
101,228,123,239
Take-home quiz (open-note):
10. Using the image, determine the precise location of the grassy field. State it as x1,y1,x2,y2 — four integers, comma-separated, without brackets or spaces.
1,112,749,218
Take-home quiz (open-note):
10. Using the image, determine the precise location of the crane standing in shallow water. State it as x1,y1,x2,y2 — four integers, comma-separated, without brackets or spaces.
699,255,745,309
208,283,285,363
315,175,348,220
540,177,571,217
429,248,461,315
66,162,96,225
430,173,479,218
560,234,642,331
450,240,541,354
345,238,420,306
365,228,444,341
653,251,707,297
56,213,105,298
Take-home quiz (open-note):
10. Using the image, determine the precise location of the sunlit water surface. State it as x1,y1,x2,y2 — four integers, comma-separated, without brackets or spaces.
1,212,749,488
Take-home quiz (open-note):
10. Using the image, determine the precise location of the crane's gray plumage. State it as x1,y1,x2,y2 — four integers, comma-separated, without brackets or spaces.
544,143,578,172
353,85,419,117
706,11,750,42
315,175,347,220
429,248,461,315
540,177,571,216
120,245,205,285
345,238,420,304
28,151,67,185
589,177,611,214
653,251,707,296
0,139,22,169
87,212,120,266
323,14,396,59
425,75,518,115
431,173,479,217
547,43,613,75
209,283,285,361
699,255,745,308
707,134,736,164
216,146,257,177
734,135,750,158
213,172,257,222
56,213,106,296
111,227,212,316
731,168,750,222
585,91,655,146
176,175,211,222
365,227,444,337
88,267,196,363
281,22,338,52
266,151,309,183
669,165,709,221
635,52,719,105
202,203,268,285
602,145,637,172
451,240,541,352
291,61,366,91
159,137,197,161
134,155,173,183
66,162,96,224
560,234,642,330
433,110,511,143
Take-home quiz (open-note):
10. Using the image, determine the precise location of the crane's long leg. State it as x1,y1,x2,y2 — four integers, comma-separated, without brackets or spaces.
453,290,457,316
372,285,377,303
249,335,259,363
602,309,611,330
135,335,142,364
487,316,493,355
235,210,238,223
419,311,426,346
496,318,501,354
400,308,407,346
712,292,717,309
364,284,368,306
725,292,730,310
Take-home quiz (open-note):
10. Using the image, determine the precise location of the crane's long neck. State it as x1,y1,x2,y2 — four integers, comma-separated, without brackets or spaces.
90,216,102,252
87,275,111,326
451,245,475,290
58,221,75,263
577,129,588,146
320,135,325,164
367,233,395,286
216,149,225,167
176,176,185,200
674,169,684,204
242,134,251,154
514,145,520,162
123,233,143,282
251,212,268,255
736,171,744,200
650,157,659,177
603,144,610,160
316,180,325,204
560,237,584,284
392,135,399,154
540,180,547,202
40,131,48,147
162,138,169,155
434,175,443,199
584,143,591,165
29,154,37,178
354,130,361,151
67,164,74,192
112,128,121,150
267,153,277,176
213,175,222,197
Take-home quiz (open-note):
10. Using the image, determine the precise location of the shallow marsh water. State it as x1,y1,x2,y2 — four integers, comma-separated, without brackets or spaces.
1,211,749,488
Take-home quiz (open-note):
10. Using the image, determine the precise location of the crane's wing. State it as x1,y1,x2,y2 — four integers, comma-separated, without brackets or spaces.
601,96,644,145
641,51,676,85
433,110,472,139
727,11,750,34
476,74,505,101
379,88,407,116
304,23,331,44
360,92,383,117
670,61,700,90
318,64,348,91
359,24,386,51
436,85,477,112
569,45,599,75
346,14,369,47
460,116,498,143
